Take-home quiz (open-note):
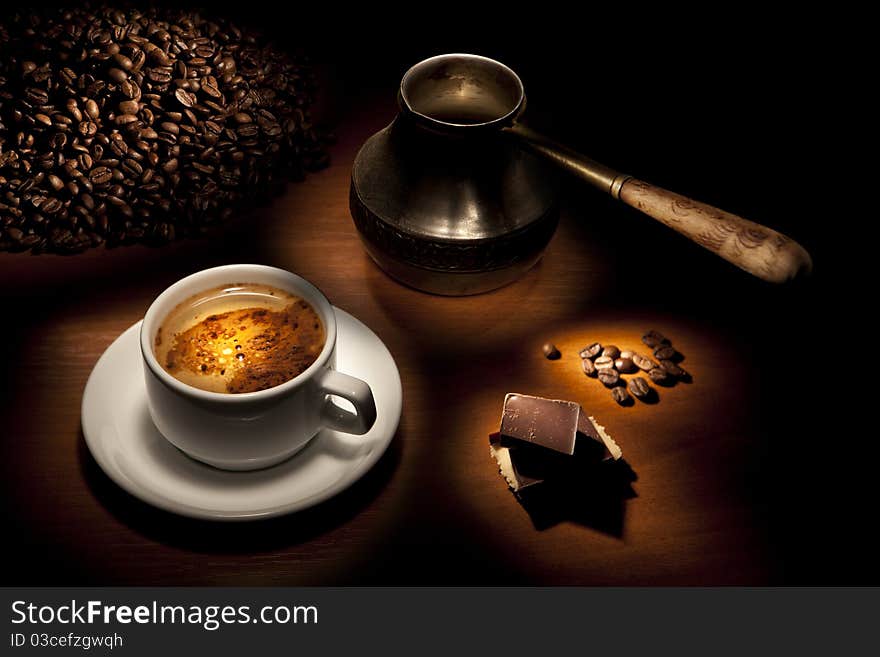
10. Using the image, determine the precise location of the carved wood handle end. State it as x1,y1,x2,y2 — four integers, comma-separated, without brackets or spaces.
619,179,812,284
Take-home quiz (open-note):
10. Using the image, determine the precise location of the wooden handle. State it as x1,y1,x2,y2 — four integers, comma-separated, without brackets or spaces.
619,179,812,283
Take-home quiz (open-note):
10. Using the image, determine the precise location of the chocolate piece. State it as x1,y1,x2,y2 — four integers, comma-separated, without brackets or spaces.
542,342,561,360
577,412,622,461
499,393,621,460
500,393,579,454
490,442,545,492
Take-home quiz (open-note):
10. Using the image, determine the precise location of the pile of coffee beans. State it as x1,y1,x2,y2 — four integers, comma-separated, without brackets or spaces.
578,330,691,406
0,7,329,254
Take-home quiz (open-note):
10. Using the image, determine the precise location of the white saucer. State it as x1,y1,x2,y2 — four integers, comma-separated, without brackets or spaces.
81,308,401,521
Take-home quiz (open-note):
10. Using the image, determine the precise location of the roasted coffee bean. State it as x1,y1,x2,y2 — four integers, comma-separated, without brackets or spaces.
113,53,134,71
632,353,657,371
578,343,602,360
89,167,113,185
594,356,615,370
120,79,141,99
47,174,64,191
601,345,620,359
597,368,620,387
642,330,670,348
542,343,561,360
581,357,597,377
611,386,632,406
654,345,679,361
660,360,685,378
119,100,140,115
647,367,669,384
84,99,100,120
0,7,330,254
615,357,637,374
628,377,652,399
620,350,635,360
108,68,129,84
174,88,197,108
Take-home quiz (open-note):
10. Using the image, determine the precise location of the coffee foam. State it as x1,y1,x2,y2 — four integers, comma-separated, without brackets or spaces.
154,283,325,394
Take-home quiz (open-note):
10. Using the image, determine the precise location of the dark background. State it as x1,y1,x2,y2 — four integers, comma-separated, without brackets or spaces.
1,5,865,584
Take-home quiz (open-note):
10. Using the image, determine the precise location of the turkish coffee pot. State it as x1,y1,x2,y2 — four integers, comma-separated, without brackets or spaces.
350,54,811,295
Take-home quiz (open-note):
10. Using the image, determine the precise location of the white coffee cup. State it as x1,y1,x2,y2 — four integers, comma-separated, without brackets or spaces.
140,264,377,471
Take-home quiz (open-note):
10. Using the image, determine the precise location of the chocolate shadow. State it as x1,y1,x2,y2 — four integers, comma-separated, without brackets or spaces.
515,458,637,536
77,425,401,554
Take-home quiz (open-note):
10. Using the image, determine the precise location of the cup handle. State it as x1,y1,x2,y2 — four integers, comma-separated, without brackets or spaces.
316,368,378,435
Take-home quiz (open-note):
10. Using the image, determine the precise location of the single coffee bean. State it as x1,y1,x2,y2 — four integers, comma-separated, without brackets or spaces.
620,350,635,360
628,377,652,399
113,53,133,71
578,342,602,360
642,330,670,348
611,386,632,406
542,343,561,360
615,357,637,373
108,68,128,83
632,353,657,371
602,345,620,359
118,100,139,115
660,360,685,377
174,88,197,108
47,174,64,191
120,79,141,99
594,356,615,370
84,99,100,120
598,368,620,387
581,357,597,377
654,345,679,361
647,367,669,384
89,167,112,185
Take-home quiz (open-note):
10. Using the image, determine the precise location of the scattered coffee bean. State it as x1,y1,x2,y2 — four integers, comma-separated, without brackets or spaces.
632,353,657,371
659,360,685,378
642,330,670,348
542,342,561,360
581,358,597,377
620,350,635,360
594,356,615,370
615,357,637,373
628,377,652,399
578,342,603,360
602,345,620,359
647,367,670,384
597,368,620,387
611,386,632,406
654,345,679,361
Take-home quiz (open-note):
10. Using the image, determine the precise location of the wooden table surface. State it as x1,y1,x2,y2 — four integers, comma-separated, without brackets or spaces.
0,89,844,586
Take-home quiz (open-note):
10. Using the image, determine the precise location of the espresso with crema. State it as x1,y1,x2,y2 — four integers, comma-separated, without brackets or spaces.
154,283,325,394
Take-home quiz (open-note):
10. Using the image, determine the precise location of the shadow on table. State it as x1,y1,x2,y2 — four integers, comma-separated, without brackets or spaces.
515,459,638,536
77,427,401,553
